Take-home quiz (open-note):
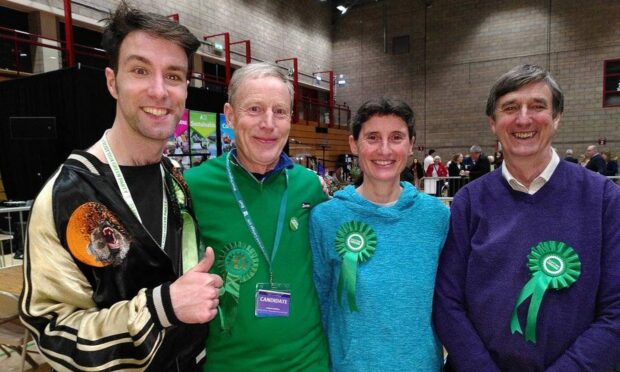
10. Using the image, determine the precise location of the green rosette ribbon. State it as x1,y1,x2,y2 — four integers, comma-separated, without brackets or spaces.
217,242,259,331
510,241,581,343
180,210,198,274
335,221,377,312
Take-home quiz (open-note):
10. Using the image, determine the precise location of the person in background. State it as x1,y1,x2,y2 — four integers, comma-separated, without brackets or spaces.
585,144,606,175
493,150,504,168
318,161,326,176
400,156,415,185
468,144,491,181
462,153,473,171
184,63,329,371
20,3,223,370
311,97,449,371
564,148,578,163
448,153,465,197
423,149,436,194
602,150,619,185
412,157,425,189
602,150,618,176
578,153,588,167
488,154,496,171
424,149,435,170
426,155,448,197
434,64,620,371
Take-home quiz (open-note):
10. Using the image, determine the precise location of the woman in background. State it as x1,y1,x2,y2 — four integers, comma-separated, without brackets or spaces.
412,157,425,189
448,153,465,197
310,97,449,371
426,155,448,197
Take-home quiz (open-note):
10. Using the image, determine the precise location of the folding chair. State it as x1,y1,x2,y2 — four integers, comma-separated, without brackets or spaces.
0,291,38,371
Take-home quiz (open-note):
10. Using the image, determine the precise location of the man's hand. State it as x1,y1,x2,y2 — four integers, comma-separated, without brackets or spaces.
170,247,223,324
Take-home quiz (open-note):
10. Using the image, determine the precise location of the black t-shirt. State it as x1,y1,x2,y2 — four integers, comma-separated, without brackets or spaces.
117,163,164,245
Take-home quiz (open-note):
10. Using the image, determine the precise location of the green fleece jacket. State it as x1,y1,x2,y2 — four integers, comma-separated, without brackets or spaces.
184,153,329,372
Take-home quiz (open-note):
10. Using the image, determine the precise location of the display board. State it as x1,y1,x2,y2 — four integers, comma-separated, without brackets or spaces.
219,113,235,153
163,110,229,172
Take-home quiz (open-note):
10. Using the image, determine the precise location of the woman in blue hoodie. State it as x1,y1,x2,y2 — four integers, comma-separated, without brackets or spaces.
310,97,450,371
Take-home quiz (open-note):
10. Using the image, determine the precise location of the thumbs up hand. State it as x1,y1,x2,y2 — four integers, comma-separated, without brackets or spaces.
170,247,223,324
191,245,217,274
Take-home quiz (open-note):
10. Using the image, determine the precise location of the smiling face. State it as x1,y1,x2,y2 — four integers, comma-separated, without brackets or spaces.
488,81,560,166
105,31,189,143
350,114,413,186
224,76,291,174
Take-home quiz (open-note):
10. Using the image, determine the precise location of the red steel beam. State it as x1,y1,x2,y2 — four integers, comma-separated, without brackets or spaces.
313,70,334,127
204,32,231,86
275,57,299,124
230,40,251,64
63,0,75,67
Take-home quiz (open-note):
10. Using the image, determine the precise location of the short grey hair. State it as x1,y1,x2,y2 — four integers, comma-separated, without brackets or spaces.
227,62,294,109
485,64,564,119
566,149,573,155
470,145,482,153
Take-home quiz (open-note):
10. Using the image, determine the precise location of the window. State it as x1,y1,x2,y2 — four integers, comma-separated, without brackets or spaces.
603,58,620,107
59,23,106,69
0,6,32,73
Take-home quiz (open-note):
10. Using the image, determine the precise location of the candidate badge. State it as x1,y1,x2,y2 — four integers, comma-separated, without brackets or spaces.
66,202,130,267
510,241,581,343
255,288,291,317
334,221,377,312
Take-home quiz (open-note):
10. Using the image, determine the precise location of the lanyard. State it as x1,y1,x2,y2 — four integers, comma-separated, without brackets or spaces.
100,131,168,249
226,152,288,285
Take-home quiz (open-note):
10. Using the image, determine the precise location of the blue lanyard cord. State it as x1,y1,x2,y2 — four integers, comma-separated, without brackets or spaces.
226,152,288,284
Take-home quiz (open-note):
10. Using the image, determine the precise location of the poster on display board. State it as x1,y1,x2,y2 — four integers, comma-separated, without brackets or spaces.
189,110,217,166
219,113,236,153
165,109,191,172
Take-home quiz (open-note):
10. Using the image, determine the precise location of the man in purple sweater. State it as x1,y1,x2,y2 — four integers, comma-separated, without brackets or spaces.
433,64,620,371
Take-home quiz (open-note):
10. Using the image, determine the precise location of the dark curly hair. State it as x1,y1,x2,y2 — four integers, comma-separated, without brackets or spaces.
101,1,200,73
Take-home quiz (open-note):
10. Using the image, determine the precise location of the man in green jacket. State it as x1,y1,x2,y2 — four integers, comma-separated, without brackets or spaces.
184,62,329,371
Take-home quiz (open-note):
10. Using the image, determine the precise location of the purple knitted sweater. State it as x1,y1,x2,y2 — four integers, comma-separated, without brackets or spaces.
433,160,620,371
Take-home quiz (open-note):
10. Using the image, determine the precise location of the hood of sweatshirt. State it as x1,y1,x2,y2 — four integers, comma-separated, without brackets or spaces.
331,182,420,221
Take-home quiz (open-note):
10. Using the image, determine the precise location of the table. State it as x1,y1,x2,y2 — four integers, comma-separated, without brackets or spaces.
0,205,31,255
0,264,23,296
0,233,14,267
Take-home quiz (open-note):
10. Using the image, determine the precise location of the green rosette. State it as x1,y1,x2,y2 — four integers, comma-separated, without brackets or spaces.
510,241,581,343
334,221,377,312
217,242,259,331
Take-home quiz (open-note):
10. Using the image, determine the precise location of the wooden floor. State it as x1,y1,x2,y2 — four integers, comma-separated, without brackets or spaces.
0,343,50,371
0,255,49,371
0,251,21,269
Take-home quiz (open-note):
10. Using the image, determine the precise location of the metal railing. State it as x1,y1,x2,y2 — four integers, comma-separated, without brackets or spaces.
299,96,351,128
419,175,620,209
0,25,106,76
